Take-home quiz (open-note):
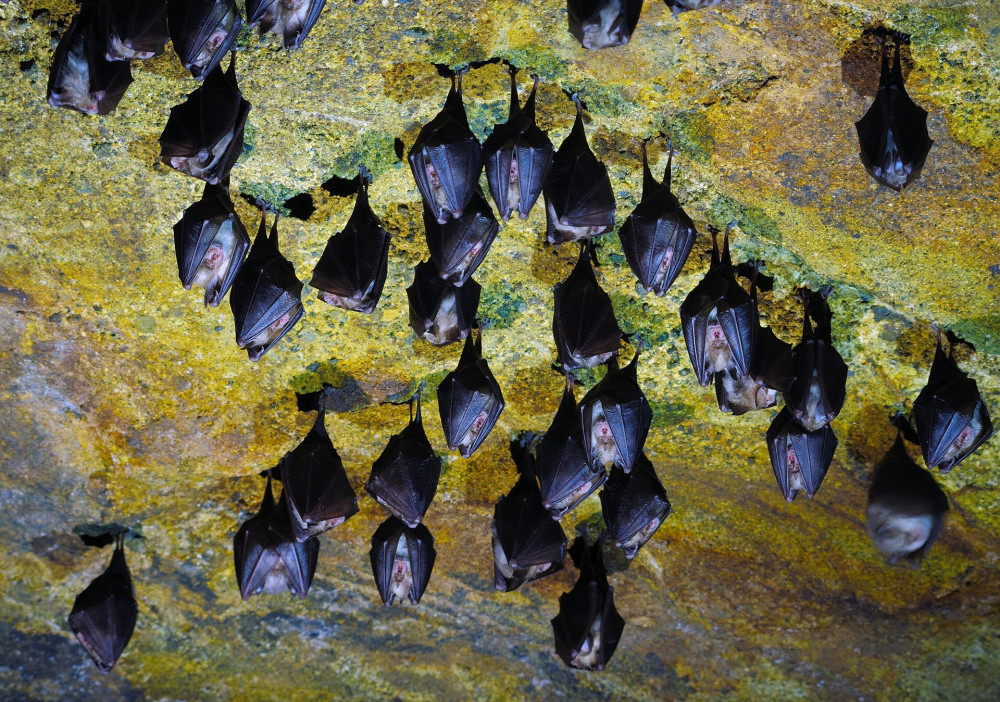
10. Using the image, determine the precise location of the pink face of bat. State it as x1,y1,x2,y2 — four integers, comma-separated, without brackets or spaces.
454,405,495,457
424,288,465,346
506,157,522,219
581,0,627,50
188,10,238,76
703,309,733,376
616,515,664,558
936,415,983,469
649,248,675,295
785,443,804,501
318,278,378,313
245,311,293,361
588,402,618,469
424,162,456,223
866,503,935,566
570,612,605,670
388,536,413,604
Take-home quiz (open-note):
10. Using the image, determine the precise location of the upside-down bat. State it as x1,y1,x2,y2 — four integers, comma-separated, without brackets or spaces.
369,516,436,606
158,51,251,184
167,0,243,80
600,451,671,558
437,328,505,458
665,0,725,13
765,406,838,502
544,94,616,244
229,208,304,361
407,72,484,224
855,32,933,190
482,66,554,220
246,0,327,49
68,534,138,673
406,260,481,346
423,189,498,287
99,0,169,61
552,244,622,370
580,347,653,473
310,171,391,314
913,331,994,473
567,0,643,50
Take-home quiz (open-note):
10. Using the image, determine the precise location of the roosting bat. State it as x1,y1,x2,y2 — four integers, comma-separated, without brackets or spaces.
369,516,436,605
437,328,505,458
551,536,625,671
552,244,622,370
310,171,390,314
567,0,643,50
482,66,554,220
913,331,993,473
68,535,138,672
600,451,671,558
406,260,481,346
167,0,243,80
665,0,725,13
47,8,133,115
765,407,838,502
99,0,169,60
158,51,251,184
423,189,499,286
544,94,616,244
365,390,442,528
492,435,568,591
229,208,304,361
407,72,483,224
247,0,327,49
580,347,653,473
855,33,932,190
173,180,250,307
618,141,697,296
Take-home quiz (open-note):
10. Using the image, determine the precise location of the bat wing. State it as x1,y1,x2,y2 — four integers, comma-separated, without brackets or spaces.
369,517,403,605
100,0,170,60
915,383,993,470
791,422,838,499
68,545,138,672
423,190,499,286
582,355,652,472
233,511,281,599
600,452,671,558
551,577,625,670
402,523,436,604
366,415,442,527
716,280,757,377
750,325,795,394
766,408,838,501
545,102,615,227
765,408,797,501
537,383,604,517
512,129,555,218
552,248,622,368
436,338,505,457
272,533,319,598
48,10,134,115
679,268,728,386
167,0,243,80
495,475,568,570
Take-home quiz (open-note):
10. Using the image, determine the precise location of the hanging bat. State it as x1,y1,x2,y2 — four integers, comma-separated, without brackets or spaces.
407,72,484,224
47,8,134,115
406,260,481,346
666,0,725,13
246,0,327,49
580,346,653,473
310,171,390,314
229,208,304,361
679,223,757,387
365,389,442,528
158,51,251,185
551,535,625,671
423,188,499,286
482,66,554,220
492,435,568,591
544,94,616,244
68,535,138,673
765,406,838,502
437,327,506,458
537,374,607,519
167,0,243,80
618,141,697,296
552,244,622,370
566,0,643,50
99,0,169,61
600,451,671,558
173,180,251,307
369,515,436,606
784,287,848,432
855,32,932,190
913,330,994,473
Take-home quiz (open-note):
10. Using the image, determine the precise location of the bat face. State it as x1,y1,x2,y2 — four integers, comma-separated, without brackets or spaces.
247,0,327,49
579,349,653,473
785,288,848,431
437,329,506,458
855,34,933,190
552,245,622,370
406,260,481,346
158,53,251,185
229,210,304,361
765,407,838,502
99,0,170,61
407,73,484,224
68,540,138,673
369,516,436,605
666,0,725,13
567,0,643,50
544,95,616,244
600,452,672,558
167,0,243,80
423,189,499,287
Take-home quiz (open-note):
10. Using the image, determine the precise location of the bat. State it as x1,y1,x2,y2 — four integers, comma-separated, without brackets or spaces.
369,515,436,606
158,51,251,185
913,330,994,473
552,244,622,370
482,66,554,220
765,406,838,502
551,535,625,671
865,428,948,567
600,451,671,558
68,535,138,673
436,327,506,458
679,223,757,387
580,346,653,473
407,72,484,224
47,8,134,115
246,0,327,49
492,435,568,591
784,287,848,431
566,0,643,50
166,0,243,80
310,171,390,314
423,188,499,287
406,260,481,346
537,374,607,519
365,389,442,528
173,180,251,307
229,207,304,361
666,0,725,13
618,141,697,296
99,0,170,61
855,33,933,190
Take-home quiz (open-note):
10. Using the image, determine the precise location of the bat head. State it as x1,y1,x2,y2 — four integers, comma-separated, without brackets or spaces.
168,0,243,80
406,260,482,346
369,516,436,605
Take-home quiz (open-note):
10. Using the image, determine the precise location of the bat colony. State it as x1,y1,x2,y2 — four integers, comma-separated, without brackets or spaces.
47,0,991,675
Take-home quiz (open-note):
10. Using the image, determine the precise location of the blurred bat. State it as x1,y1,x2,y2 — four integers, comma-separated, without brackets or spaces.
600,451,671,558
552,244,622,370
423,188,498,286
566,0,643,50
765,406,838,502
437,327,505,458
406,260,481,346
167,0,243,80
369,516,436,605
666,0,724,13
99,0,169,60
246,0,327,49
